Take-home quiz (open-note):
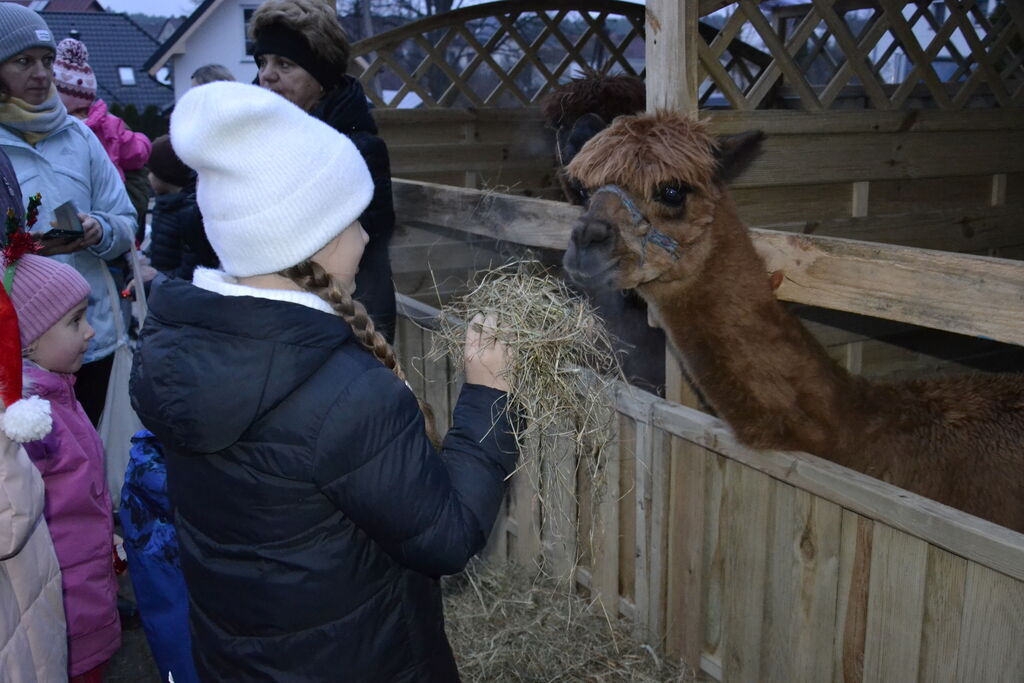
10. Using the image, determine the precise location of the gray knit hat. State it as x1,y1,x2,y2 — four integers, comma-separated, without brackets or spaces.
0,4,55,66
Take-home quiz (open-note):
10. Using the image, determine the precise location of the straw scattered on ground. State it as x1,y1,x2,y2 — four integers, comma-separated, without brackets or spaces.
444,561,694,682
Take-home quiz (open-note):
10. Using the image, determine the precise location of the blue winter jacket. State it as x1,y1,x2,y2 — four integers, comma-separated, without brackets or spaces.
130,276,519,681
0,116,135,362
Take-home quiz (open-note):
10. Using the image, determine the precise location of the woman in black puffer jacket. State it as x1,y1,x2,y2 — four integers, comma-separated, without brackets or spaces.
249,0,397,341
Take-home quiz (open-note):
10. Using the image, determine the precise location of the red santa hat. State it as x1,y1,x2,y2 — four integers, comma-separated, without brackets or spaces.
0,194,51,443
0,284,50,442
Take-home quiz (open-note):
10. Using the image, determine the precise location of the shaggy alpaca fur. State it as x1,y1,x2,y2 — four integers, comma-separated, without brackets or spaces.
564,111,1024,532
542,74,646,130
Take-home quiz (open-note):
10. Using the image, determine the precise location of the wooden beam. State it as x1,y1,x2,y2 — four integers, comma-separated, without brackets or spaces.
392,180,1024,346
645,0,699,113
755,230,1024,347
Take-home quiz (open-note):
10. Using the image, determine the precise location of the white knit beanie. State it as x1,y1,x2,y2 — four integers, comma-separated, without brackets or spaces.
169,81,373,277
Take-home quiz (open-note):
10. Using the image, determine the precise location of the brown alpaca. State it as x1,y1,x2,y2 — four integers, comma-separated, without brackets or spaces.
563,111,1024,532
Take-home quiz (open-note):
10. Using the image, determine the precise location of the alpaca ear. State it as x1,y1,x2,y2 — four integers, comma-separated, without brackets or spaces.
557,112,607,166
715,130,765,184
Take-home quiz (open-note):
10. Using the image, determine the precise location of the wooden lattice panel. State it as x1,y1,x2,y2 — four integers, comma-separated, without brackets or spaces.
697,0,1024,110
351,0,1024,112
350,0,646,109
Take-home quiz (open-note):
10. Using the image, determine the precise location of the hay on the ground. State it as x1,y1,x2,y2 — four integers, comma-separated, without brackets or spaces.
444,561,693,682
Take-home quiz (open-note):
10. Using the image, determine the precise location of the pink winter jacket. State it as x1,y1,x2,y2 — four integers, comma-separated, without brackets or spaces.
0,429,67,681
85,99,152,181
22,363,120,677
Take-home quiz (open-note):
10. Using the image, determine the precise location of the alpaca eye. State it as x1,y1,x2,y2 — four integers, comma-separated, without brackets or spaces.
656,184,688,208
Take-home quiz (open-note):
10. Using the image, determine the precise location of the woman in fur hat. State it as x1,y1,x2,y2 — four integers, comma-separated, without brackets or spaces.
249,0,398,342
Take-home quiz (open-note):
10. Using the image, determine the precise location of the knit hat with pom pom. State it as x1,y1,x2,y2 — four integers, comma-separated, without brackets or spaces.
8,254,90,349
170,82,373,277
53,38,96,115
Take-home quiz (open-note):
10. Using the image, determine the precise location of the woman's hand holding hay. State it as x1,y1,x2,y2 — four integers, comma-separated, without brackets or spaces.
464,312,510,392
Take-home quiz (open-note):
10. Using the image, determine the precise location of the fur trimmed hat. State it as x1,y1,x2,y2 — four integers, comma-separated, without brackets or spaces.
54,38,96,115
170,82,373,277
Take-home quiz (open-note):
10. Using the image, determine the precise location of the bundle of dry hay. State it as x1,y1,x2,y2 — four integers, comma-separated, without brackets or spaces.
430,260,623,474
444,561,692,682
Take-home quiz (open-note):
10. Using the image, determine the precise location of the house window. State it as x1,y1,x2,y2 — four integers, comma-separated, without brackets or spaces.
118,67,136,86
244,8,257,56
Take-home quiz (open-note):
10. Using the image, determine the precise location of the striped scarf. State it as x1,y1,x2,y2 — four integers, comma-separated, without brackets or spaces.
0,84,67,145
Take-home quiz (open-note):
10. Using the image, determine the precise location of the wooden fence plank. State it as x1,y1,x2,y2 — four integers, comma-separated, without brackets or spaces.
632,416,653,640
482,493,509,564
757,204,1024,255
719,459,770,682
619,416,637,606
664,435,707,672
761,484,842,682
917,546,966,683
702,452,727,672
863,526,928,682
833,510,872,683
756,229,1024,347
589,414,621,616
643,426,670,644
956,563,1024,682
510,437,542,567
541,430,578,580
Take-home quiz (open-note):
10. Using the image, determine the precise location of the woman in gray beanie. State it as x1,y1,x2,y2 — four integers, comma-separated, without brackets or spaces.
0,4,136,425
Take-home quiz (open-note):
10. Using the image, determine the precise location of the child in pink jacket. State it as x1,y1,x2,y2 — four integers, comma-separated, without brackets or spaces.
54,38,151,180
10,254,121,682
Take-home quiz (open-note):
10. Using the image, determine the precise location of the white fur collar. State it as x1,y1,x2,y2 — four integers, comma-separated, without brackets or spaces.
191,268,337,316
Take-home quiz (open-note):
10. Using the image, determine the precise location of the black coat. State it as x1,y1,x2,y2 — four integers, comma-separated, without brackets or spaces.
147,190,218,280
312,78,397,342
130,277,518,681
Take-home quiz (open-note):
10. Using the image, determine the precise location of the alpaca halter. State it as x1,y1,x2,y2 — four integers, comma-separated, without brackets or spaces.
592,185,681,265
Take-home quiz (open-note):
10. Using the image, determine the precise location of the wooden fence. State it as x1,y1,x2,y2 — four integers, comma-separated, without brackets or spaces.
395,294,1024,683
388,177,1024,681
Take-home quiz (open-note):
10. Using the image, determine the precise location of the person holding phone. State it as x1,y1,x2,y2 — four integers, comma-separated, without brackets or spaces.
0,5,136,424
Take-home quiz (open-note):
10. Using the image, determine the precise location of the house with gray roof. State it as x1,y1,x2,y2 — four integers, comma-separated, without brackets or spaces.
43,11,173,113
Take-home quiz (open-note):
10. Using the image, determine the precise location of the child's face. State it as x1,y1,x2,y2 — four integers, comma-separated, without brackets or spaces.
314,221,368,294
28,299,94,373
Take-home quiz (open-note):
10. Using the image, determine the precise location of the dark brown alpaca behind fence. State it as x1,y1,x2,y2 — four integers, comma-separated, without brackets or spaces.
562,111,1024,532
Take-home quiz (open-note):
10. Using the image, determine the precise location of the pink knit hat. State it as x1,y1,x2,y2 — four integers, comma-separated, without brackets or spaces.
54,38,96,115
8,254,91,348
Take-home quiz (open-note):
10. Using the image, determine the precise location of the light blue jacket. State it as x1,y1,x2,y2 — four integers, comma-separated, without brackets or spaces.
0,116,135,362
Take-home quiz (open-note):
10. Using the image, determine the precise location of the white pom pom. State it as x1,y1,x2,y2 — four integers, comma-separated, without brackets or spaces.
1,396,52,442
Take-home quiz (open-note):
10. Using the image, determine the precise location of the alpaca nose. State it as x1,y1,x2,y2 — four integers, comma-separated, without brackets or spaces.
571,214,612,249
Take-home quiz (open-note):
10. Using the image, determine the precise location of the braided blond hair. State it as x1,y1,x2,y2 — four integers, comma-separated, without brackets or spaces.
279,259,441,447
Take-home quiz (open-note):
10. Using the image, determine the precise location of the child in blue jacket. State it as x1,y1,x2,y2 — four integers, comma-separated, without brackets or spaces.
129,82,517,681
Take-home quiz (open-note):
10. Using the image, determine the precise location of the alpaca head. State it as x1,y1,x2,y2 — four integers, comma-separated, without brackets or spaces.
543,74,647,205
563,110,763,293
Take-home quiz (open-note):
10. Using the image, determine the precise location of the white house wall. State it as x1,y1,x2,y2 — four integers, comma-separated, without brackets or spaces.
171,0,259,100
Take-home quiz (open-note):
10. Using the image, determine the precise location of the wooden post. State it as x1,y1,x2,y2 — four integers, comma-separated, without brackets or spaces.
647,1,704,671
645,1,700,114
